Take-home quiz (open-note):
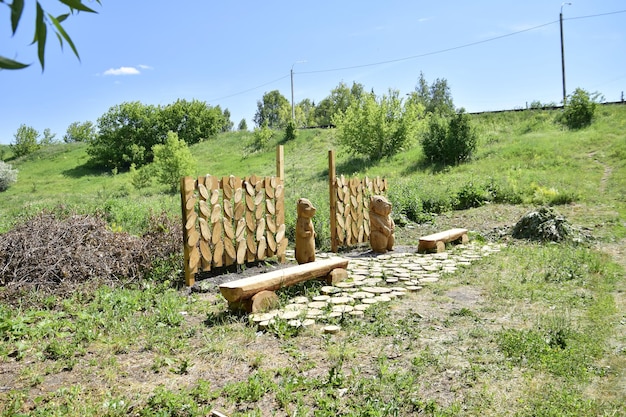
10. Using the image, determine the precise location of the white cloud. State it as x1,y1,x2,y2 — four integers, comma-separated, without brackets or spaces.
137,64,153,70
103,66,141,76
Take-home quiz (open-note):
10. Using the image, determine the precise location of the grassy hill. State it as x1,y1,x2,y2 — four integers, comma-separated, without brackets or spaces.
1,104,625,240
0,105,625,416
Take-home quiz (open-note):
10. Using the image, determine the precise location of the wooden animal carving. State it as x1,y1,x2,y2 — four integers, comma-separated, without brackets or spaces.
369,195,395,253
295,198,316,264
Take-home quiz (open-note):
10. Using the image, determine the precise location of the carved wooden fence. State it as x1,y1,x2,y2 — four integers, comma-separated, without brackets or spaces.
181,148,286,287
328,150,388,252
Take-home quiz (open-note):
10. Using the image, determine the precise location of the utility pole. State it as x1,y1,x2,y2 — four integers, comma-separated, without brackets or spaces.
290,67,295,120
560,3,572,105
290,61,306,121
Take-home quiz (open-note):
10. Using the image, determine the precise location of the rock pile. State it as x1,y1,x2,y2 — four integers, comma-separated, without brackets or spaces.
511,207,587,243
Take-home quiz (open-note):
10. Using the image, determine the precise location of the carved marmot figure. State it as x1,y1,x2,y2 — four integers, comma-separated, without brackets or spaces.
369,195,395,253
295,198,316,264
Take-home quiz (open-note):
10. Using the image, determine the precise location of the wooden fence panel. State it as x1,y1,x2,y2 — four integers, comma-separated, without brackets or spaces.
328,150,388,252
181,174,286,286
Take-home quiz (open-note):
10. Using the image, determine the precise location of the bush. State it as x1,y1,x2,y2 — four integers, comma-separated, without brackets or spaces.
0,161,18,191
284,119,298,142
560,88,597,129
152,132,196,192
422,110,477,165
11,124,40,157
334,90,424,160
455,181,490,210
251,122,274,150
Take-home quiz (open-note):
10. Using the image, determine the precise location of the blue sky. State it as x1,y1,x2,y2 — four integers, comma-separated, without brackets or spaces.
1,0,625,144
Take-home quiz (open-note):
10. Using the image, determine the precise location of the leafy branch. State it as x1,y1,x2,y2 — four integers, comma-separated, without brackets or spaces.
1,0,101,71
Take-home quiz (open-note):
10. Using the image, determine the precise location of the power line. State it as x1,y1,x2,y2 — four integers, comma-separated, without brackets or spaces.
298,21,557,75
208,74,290,102
566,9,626,21
210,9,626,103
298,9,626,76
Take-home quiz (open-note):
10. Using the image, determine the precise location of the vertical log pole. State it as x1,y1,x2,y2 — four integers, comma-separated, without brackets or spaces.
276,145,286,263
180,176,196,287
329,149,338,253
276,145,284,183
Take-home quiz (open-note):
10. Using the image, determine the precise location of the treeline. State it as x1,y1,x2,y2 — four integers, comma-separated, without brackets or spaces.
6,73,600,173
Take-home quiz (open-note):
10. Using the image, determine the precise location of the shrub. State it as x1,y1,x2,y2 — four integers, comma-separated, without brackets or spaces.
0,161,18,191
560,88,597,129
11,124,40,157
334,89,424,160
284,119,298,142
129,163,155,189
455,181,490,210
152,132,196,192
422,110,477,165
251,122,274,150
387,180,427,223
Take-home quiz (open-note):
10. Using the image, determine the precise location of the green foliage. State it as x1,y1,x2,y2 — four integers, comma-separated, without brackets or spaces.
254,90,290,128
152,132,196,192
237,118,248,131
159,99,226,144
64,121,97,143
455,181,490,210
129,163,155,189
334,89,424,160
0,160,18,191
314,81,365,126
1,0,101,71
40,128,57,145
560,88,598,129
90,101,159,169
422,110,477,165
410,72,455,116
221,108,234,132
284,119,298,141
11,124,41,157
89,100,226,169
251,122,274,150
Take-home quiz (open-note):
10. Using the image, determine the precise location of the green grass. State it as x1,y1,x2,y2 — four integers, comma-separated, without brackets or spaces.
1,105,626,415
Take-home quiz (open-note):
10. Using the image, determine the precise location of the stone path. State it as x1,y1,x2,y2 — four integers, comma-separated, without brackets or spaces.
249,243,502,334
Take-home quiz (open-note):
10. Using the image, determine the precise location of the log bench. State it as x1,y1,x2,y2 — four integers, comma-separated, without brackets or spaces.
418,228,469,253
219,257,349,312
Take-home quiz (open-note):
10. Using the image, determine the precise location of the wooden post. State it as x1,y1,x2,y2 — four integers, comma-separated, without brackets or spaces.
276,145,284,182
180,176,196,287
329,149,338,253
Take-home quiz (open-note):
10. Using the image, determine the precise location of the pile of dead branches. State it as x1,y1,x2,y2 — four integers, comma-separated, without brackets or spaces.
0,211,182,295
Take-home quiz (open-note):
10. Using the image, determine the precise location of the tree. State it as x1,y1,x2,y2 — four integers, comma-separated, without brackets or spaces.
221,108,234,132
409,73,455,116
314,81,365,126
89,101,160,169
333,89,425,160
88,99,226,169
40,128,57,145
238,118,248,131
63,121,96,143
297,98,316,127
11,124,40,157
159,99,225,144
152,131,196,192
560,88,599,129
422,110,477,165
1,0,102,70
253,90,290,129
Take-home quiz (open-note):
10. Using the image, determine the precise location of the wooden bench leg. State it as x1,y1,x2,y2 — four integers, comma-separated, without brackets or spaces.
228,290,279,313
435,241,446,253
250,290,279,313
